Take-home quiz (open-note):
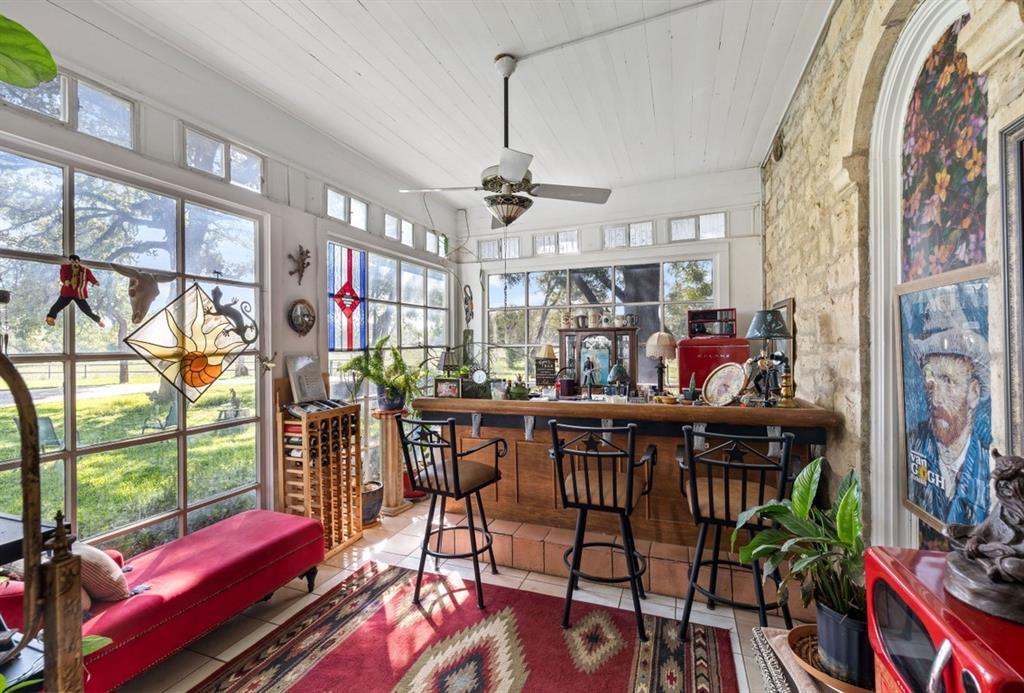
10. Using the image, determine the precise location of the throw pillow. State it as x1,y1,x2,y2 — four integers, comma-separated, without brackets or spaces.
75,543,130,601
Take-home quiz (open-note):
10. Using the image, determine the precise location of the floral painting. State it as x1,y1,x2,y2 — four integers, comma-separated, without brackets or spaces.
902,15,988,282
125,283,257,402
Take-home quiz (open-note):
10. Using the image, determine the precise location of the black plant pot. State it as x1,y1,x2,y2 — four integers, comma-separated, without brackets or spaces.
361,481,383,525
815,600,874,689
376,385,405,411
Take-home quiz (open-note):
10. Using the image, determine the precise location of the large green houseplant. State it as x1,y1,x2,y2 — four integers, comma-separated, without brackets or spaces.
732,458,873,689
339,336,426,411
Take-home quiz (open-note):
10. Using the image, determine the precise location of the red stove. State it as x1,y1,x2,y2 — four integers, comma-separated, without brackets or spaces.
866,546,1024,693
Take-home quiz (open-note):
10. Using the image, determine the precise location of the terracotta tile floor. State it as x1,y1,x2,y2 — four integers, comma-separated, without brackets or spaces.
120,502,776,692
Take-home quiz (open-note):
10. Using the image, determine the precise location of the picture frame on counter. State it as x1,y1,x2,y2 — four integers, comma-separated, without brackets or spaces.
772,297,796,366
434,377,462,398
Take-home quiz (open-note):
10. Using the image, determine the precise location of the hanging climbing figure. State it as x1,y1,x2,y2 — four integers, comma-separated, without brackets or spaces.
46,254,105,328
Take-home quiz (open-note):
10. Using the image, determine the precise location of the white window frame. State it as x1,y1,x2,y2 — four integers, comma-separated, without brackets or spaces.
325,185,349,223
670,212,728,242
534,232,558,256
181,123,266,194
603,221,653,249
349,197,368,231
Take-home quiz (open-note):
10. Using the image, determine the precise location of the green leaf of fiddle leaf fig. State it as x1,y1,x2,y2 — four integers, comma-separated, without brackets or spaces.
0,15,57,88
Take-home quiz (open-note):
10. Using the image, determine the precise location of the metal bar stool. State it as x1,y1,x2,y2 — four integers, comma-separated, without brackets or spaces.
677,426,795,639
396,416,507,609
549,420,656,641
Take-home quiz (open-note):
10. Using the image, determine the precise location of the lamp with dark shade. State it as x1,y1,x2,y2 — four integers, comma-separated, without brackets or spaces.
438,347,461,374
745,309,791,355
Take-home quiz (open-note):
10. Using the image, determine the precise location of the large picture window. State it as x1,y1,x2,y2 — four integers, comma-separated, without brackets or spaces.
487,259,714,384
0,145,262,558
327,241,449,480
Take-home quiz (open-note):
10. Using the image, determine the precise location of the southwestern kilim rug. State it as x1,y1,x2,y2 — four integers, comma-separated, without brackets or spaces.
190,561,739,693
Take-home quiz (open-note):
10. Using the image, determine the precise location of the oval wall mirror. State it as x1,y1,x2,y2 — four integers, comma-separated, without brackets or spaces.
287,299,316,336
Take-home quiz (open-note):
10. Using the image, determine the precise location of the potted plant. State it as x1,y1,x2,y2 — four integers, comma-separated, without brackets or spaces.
339,336,426,411
732,458,872,689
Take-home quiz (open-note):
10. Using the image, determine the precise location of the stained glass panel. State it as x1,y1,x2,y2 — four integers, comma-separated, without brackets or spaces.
327,242,367,352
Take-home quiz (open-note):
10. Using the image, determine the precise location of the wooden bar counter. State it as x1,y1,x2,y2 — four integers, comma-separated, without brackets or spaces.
412,397,840,547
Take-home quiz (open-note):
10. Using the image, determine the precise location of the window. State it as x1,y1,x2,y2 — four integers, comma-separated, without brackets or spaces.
384,214,400,241
327,242,449,481
0,145,262,558
534,233,557,255
479,237,519,261
558,230,579,254
439,234,449,257
487,258,715,384
326,187,348,222
401,220,414,247
183,126,264,193
671,212,727,241
425,230,438,254
350,198,368,231
604,221,654,248
629,221,654,247
0,73,135,149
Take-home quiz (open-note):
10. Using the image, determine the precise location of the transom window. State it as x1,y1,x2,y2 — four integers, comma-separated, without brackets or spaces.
0,145,262,558
0,73,134,149
534,230,579,256
183,125,264,193
384,213,414,247
670,212,727,242
487,259,714,384
326,186,348,222
326,242,449,480
479,237,520,260
604,221,654,249
350,198,368,231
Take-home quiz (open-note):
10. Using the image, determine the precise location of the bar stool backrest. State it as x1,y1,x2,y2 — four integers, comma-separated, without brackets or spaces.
396,416,461,496
549,421,638,514
680,426,794,527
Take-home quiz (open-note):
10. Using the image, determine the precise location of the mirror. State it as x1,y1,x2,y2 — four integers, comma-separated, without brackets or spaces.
287,299,316,336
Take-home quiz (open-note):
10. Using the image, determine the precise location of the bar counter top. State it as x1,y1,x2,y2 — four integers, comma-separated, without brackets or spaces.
413,396,841,429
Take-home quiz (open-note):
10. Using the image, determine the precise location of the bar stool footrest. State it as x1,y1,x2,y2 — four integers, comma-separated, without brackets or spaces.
422,525,494,561
692,558,788,612
563,542,647,585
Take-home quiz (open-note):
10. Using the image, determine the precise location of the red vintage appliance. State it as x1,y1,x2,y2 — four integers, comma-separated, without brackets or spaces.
866,546,1024,693
676,337,751,391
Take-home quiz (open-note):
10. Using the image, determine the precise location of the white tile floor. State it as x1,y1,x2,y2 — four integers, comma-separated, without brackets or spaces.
121,502,771,692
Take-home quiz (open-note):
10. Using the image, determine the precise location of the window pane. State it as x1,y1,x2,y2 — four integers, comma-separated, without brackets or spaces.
487,347,525,380
558,230,578,254
76,360,173,447
528,308,561,345
425,230,438,254
0,460,64,522
187,490,257,533
74,172,177,271
699,212,726,239
401,220,413,247
400,263,425,305
663,303,689,341
186,354,256,427
0,75,65,120
427,309,446,346
384,214,400,240
77,438,178,538
188,423,257,504
427,269,446,307
629,221,654,247
528,270,566,306
604,225,627,248
479,239,500,260
229,146,262,192
671,218,697,241
368,302,396,343
77,81,132,148
0,149,63,255
327,243,367,352
614,263,660,303
184,128,225,177
327,188,347,221
439,234,449,256
488,309,526,345
663,260,713,302
95,517,178,559
368,255,396,301
619,304,662,383
0,258,64,354
184,203,256,281
0,363,64,461
401,306,424,346
75,271,177,354
502,238,520,259
535,233,556,255
350,199,367,230
570,267,612,304
488,273,525,308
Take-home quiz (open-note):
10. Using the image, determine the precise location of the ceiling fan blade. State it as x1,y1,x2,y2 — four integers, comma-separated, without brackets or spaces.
499,148,533,183
399,186,481,193
528,183,612,204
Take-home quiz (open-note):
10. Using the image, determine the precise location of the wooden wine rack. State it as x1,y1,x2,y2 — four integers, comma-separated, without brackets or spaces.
274,377,362,558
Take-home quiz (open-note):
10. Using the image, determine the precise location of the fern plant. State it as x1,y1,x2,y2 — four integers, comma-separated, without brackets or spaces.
731,457,866,618
339,336,426,407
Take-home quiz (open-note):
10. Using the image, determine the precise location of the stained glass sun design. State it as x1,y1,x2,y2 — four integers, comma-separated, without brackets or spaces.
124,283,252,402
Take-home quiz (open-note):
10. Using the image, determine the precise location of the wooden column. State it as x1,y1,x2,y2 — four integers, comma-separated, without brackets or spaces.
373,410,412,517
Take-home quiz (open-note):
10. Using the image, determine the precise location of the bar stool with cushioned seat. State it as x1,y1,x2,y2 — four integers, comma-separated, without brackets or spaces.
396,416,506,609
549,421,656,641
677,426,795,639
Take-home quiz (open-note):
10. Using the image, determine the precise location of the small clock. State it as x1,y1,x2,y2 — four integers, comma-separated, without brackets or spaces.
470,368,488,385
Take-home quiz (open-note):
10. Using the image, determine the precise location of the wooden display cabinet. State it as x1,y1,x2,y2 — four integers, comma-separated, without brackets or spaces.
558,326,638,386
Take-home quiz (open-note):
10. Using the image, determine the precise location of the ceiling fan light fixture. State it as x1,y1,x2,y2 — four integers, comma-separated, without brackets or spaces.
484,193,532,227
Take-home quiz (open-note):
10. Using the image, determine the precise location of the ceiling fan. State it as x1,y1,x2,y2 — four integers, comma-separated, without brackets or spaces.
400,54,612,229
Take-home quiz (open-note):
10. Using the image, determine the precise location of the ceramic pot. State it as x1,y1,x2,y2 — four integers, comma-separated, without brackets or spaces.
361,481,383,524
574,315,589,328
815,600,874,689
376,385,405,411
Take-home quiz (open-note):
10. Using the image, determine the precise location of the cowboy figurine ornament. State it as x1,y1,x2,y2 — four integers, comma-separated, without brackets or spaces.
46,254,105,328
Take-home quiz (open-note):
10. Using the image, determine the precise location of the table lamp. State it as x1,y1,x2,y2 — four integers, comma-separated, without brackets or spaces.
607,360,631,396
745,309,791,355
438,347,461,374
745,309,792,405
535,343,556,360
645,330,677,394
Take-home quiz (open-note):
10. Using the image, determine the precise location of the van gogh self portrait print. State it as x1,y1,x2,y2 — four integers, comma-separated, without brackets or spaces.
900,275,991,528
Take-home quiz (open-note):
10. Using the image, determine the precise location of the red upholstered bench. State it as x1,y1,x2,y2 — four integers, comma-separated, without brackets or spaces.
42,509,323,691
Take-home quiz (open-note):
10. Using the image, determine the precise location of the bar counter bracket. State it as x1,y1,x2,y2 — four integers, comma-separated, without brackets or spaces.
523,415,535,441
472,412,482,438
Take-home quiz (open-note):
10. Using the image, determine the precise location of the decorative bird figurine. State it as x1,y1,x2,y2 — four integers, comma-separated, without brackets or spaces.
259,352,277,372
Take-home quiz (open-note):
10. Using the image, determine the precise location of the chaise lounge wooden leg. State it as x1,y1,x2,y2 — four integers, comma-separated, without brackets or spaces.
303,566,318,593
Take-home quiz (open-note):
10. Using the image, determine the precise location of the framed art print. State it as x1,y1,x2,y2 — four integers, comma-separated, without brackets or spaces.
434,377,462,398
896,265,993,530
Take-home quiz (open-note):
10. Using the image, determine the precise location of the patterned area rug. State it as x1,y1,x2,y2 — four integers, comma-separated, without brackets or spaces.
190,562,739,692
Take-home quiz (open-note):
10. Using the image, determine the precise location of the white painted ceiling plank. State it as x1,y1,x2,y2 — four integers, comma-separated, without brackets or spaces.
687,2,727,170
700,0,751,172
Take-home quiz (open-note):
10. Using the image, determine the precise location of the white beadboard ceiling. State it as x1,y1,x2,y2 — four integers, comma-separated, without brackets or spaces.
96,0,829,215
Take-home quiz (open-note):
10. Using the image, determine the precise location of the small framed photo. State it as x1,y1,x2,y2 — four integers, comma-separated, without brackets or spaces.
434,377,462,398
